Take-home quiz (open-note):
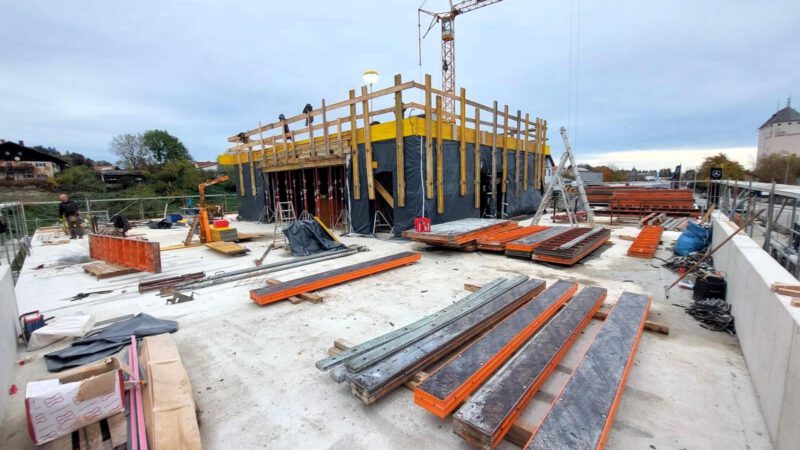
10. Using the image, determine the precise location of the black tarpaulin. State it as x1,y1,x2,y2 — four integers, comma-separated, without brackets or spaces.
283,220,346,256
235,161,268,221
44,313,179,372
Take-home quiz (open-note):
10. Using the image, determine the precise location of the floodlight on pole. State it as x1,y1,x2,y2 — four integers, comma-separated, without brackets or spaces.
362,70,380,112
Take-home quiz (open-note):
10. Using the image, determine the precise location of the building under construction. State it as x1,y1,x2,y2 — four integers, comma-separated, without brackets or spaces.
218,74,551,234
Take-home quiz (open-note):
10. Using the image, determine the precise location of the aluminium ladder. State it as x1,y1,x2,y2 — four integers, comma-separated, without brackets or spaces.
532,127,594,226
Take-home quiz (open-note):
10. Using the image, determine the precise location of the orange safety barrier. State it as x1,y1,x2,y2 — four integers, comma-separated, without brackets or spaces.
249,252,421,305
88,234,162,273
627,225,664,258
475,226,550,251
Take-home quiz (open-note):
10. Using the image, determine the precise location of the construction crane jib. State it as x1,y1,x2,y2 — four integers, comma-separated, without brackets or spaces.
419,0,505,117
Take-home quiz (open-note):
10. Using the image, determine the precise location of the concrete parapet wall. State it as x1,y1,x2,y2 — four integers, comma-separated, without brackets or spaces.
712,214,800,449
0,266,19,424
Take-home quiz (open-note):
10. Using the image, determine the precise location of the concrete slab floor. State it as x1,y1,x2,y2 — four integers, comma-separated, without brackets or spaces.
0,216,773,449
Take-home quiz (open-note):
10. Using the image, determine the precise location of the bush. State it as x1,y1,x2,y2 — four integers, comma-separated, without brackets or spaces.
55,166,105,193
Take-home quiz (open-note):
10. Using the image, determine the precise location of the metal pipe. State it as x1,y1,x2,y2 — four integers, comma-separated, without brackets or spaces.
176,248,362,291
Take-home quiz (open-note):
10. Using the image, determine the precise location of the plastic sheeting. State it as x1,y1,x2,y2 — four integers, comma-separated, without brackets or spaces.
44,313,178,372
283,220,346,256
236,161,268,221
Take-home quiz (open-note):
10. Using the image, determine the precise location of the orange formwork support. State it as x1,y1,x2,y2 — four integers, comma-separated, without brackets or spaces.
88,234,162,273
475,226,550,252
249,252,421,305
627,225,664,259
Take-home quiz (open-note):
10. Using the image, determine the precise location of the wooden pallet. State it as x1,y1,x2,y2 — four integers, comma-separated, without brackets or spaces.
83,262,139,279
205,241,249,255
40,414,127,450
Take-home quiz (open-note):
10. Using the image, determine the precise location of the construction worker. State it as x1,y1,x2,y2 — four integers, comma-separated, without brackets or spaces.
58,194,83,239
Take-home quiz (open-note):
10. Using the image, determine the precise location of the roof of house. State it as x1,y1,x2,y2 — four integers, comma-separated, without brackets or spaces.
194,161,217,168
760,105,800,129
0,141,69,166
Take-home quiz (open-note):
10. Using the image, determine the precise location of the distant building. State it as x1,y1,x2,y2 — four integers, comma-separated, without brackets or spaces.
758,99,800,161
576,167,603,186
0,140,68,180
99,169,145,184
194,161,218,172
93,164,115,172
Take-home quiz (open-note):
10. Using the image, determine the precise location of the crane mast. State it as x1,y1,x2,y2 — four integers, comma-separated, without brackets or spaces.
420,0,505,117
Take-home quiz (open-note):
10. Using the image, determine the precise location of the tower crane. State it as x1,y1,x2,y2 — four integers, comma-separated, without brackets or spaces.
419,0,505,117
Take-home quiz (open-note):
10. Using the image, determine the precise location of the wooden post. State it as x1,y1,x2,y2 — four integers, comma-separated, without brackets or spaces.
322,98,330,155
271,136,277,165
336,117,343,157
290,131,296,159
394,74,406,207
361,85,375,200
491,101,498,207
473,107,481,209
502,104,509,194
349,89,360,200
280,116,289,164
308,108,315,157
436,95,444,214
425,74,434,199
259,121,267,171
248,146,257,197
523,113,530,191
237,150,245,196
515,110,522,196
459,87,467,197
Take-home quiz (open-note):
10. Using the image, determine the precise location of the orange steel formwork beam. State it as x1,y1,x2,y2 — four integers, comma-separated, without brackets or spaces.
525,292,650,450
88,234,162,273
475,226,550,252
249,252,421,305
627,225,664,258
414,280,578,419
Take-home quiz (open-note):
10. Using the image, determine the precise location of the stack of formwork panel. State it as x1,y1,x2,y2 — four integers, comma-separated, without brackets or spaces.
627,225,664,258
504,227,573,258
402,218,516,251
532,227,611,266
603,189,699,217
475,226,550,252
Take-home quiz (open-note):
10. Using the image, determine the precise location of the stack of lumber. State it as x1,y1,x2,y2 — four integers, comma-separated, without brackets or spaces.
249,252,421,305
771,283,800,307
318,279,653,449
402,218,515,250
532,227,612,266
475,226,550,252
627,225,664,258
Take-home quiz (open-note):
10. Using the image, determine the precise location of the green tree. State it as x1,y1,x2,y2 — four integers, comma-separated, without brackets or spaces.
754,153,800,184
56,166,105,193
142,130,191,164
152,159,202,195
111,133,151,169
697,153,746,181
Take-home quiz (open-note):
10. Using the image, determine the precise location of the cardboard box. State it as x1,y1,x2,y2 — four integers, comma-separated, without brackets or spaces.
139,333,202,450
25,357,128,445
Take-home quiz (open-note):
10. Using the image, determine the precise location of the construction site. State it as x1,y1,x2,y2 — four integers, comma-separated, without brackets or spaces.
1,1,799,450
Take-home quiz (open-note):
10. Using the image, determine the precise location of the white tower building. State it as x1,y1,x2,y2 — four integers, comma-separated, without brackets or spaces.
758,99,800,161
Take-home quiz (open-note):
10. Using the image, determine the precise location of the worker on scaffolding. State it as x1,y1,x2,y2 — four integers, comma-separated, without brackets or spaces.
58,193,83,239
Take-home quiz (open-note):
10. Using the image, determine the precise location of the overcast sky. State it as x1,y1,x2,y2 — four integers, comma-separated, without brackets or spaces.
1,1,797,170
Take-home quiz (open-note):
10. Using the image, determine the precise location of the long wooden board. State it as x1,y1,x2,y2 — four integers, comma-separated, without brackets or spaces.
349,279,546,404
525,292,650,450
415,280,578,418
249,252,421,305
453,286,608,449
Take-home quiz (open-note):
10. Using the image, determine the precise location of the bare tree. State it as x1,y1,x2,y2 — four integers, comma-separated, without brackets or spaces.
110,133,151,169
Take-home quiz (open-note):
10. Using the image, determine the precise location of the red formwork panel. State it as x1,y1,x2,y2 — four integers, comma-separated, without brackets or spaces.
88,234,162,273
627,225,664,258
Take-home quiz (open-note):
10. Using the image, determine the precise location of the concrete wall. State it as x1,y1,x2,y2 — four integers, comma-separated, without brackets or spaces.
0,266,19,424
712,214,800,449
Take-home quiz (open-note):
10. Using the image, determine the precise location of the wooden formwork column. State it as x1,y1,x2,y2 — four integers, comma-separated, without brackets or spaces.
523,113,530,191
259,122,267,173
248,146,257,197
271,136,277,165
515,109,521,196
491,101,498,206
473,107,481,209
425,74,434,199
349,89,360,200
280,117,289,164
237,150,245,196
459,87,467,197
394,74,405,207
308,109,316,157
502,104,509,194
361,85,375,200
336,117,343,157
436,95,445,214
541,120,548,190
322,98,330,155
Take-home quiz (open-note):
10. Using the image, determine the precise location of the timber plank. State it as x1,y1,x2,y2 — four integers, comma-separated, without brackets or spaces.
349,279,546,404
250,252,421,305
453,286,608,449
83,262,139,279
525,292,650,450
415,280,578,418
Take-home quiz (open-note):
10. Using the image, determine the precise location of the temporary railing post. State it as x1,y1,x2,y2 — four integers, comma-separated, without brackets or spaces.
763,181,775,252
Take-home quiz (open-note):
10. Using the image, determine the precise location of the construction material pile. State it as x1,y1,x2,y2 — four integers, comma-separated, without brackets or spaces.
404,218,609,266
316,277,652,449
589,187,699,217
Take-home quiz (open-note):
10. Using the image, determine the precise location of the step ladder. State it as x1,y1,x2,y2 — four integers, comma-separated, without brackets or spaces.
333,209,352,234
373,211,394,237
532,126,594,226
273,201,297,245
